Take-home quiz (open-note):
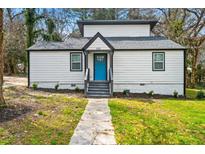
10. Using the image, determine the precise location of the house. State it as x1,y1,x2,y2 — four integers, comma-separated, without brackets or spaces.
27,20,186,97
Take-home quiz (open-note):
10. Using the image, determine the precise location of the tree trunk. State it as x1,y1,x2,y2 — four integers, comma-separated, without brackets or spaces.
0,8,5,106
191,48,199,88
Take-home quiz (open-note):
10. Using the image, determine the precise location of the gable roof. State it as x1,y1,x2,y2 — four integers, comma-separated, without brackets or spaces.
83,32,114,50
27,36,186,51
77,20,158,35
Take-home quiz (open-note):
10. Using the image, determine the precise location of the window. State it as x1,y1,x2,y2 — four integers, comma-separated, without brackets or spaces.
70,52,82,71
152,52,165,71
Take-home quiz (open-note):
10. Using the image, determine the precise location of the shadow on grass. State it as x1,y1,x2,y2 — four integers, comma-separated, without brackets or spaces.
0,105,32,123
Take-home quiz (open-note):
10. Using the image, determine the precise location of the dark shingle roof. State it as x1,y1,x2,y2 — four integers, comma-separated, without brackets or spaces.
27,36,186,51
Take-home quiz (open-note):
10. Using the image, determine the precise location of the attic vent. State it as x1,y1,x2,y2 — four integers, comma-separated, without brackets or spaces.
96,47,101,50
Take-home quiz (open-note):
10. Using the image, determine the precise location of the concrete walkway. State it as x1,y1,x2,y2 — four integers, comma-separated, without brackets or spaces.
70,98,116,145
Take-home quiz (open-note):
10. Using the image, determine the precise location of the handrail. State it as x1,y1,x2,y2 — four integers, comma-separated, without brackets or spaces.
109,68,113,81
109,68,113,96
84,68,89,81
84,68,89,95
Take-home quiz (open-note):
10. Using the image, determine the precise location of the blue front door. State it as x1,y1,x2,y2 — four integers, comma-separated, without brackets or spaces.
94,54,107,80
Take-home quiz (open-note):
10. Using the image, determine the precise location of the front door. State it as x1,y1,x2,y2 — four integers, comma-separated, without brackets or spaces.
94,53,107,80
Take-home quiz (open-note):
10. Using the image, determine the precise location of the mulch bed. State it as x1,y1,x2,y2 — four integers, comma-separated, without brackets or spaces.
112,92,185,99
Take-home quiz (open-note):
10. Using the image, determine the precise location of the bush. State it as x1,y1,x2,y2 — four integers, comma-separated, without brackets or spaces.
37,111,47,116
75,86,80,92
55,83,59,90
32,83,38,90
123,89,130,97
196,90,204,99
173,90,178,98
148,90,154,96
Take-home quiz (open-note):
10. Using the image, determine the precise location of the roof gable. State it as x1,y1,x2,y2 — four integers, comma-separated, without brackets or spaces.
83,32,114,51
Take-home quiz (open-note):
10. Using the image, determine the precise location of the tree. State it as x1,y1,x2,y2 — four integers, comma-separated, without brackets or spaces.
42,18,62,41
0,8,5,106
157,8,205,88
128,8,141,19
92,8,117,20
4,9,25,75
24,9,43,73
24,8,42,48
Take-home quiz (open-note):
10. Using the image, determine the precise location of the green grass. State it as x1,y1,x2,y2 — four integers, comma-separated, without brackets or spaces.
109,98,205,144
0,86,87,145
186,88,205,99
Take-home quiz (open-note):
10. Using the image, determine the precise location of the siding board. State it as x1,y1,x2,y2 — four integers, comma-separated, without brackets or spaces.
84,25,150,37
30,51,84,89
113,50,184,95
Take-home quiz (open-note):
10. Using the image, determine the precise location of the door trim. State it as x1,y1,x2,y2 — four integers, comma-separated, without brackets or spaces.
93,53,107,81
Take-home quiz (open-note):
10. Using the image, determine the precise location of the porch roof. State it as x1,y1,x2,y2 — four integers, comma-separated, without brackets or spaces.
27,36,186,51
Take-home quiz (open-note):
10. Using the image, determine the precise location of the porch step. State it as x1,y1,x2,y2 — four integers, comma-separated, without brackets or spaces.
88,85,109,89
87,81,110,98
89,83,109,86
88,89,109,92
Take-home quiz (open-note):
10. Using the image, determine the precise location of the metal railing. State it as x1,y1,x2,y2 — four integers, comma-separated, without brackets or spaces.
109,68,113,96
84,68,90,95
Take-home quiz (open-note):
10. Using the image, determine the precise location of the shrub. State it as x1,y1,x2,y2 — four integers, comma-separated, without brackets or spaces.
55,83,59,90
173,90,178,98
32,83,38,90
75,86,80,92
196,90,204,99
37,111,47,116
123,89,130,97
148,90,154,96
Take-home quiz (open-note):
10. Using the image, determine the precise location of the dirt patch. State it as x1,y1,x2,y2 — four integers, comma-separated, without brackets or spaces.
0,105,32,123
3,76,27,87
33,88,85,98
0,85,88,144
1,86,85,124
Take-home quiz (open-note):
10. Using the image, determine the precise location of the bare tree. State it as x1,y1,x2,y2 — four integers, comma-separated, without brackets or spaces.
157,8,205,87
0,8,5,106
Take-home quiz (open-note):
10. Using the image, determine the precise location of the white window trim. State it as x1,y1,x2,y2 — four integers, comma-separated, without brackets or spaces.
70,52,82,71
153,52,165,71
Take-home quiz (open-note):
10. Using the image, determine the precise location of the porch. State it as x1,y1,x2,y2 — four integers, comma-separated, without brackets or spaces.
84,52,113,97
83,33,114,97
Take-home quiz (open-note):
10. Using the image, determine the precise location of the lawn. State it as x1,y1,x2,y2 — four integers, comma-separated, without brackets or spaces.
0,86,87,145
109,97,205,144
186,88,205,99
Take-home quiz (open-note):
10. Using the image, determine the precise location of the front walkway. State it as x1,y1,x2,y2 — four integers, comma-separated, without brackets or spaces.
69,98,116,145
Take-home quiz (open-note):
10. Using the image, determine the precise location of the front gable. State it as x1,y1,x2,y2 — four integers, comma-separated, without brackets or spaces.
87,37,110,50
83,32,114,51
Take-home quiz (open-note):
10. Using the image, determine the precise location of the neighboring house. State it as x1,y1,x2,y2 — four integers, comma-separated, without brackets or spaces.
27,20,186,97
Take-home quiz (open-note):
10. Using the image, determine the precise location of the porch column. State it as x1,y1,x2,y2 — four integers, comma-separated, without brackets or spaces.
84,51,88,71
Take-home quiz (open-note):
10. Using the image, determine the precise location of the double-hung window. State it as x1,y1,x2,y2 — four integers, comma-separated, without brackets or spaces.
152,52,165,71
70,52,82,71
